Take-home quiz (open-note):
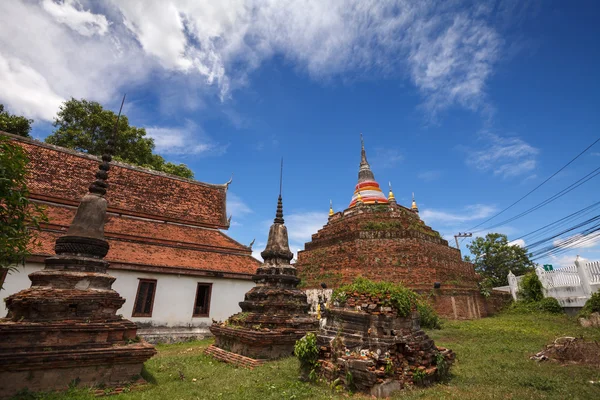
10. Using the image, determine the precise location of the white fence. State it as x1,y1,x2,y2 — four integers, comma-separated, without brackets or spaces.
505,259,600,308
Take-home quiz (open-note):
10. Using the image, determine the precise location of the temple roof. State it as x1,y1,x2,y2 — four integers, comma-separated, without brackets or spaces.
349,135,388,207
3,132,260,278
10,133,229,229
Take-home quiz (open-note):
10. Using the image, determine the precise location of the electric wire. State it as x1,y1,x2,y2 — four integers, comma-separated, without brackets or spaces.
473,166,600,233
465,136,600,232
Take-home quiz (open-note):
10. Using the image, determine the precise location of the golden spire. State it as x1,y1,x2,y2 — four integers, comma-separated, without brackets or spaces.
411,192,419,213
388,181,396,202
329,200,334,217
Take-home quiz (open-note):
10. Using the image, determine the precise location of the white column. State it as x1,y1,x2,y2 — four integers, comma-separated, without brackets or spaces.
507,271,518,301
575,258,593,296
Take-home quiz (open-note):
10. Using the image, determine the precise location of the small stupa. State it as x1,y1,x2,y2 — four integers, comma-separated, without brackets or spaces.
0,104,155,397
207,162,317,366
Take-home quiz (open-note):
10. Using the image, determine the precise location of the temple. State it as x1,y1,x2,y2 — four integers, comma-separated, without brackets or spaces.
0,131,156,396
0,132,260,343
207,173,317,366
296,136,508,319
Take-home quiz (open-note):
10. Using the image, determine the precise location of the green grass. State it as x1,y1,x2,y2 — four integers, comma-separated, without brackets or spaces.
11,313,600,400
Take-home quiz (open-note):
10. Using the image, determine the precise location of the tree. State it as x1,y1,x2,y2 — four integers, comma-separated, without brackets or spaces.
465,233,534,287
45,98,194,179
0,135,47,289
0,104,33,138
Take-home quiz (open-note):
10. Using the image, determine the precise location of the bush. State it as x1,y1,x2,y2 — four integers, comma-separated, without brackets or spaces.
579,292,600,318
331,277,441,329
518,272,544,302
538,297,563,314
508,297,563,315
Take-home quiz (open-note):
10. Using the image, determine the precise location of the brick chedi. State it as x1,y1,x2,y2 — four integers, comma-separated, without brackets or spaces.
207,185,318,364
0,132,155,397
296,136,497,319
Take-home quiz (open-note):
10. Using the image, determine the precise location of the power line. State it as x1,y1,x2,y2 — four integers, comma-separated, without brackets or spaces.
466,136,600,232
512,200,600,242
474,166,600,233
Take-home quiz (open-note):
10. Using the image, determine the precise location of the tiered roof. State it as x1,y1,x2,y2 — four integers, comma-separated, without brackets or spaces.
4,132,260,279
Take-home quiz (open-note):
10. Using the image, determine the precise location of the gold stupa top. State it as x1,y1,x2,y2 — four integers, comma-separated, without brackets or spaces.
411,192,419,213
329,200,334,217
388,182,395,202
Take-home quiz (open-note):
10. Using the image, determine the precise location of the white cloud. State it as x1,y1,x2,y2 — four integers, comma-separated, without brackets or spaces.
465,132,539,178
283,211,329,243
42,0,110,37
552,233,600,250
509,238,525,248
548,254,586,268
417,170,442,181
373,147,404,169
0,1,148,121
226,193,253,218
0,0,507,121
146,121,227,155
421,204,497,225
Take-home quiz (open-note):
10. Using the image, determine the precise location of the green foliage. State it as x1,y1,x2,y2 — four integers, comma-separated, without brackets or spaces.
518,272,544,302
361,221,402,230
537,297,563,314
0,136,48,288
435,352,449,379
331,277,441,329
466,233,534,287
412,368,426,385
45,98,194,179
508,297,563,315
0,104,33,138
578,292,600,318
294,333,319,369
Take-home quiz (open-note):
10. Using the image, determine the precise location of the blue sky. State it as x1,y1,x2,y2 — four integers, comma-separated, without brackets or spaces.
1,1,598,268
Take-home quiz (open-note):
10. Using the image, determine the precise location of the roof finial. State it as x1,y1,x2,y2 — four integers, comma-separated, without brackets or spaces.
388,181,396,204
411,192,419,214
89,94,125,196
274,158,284,224
329,200,334,217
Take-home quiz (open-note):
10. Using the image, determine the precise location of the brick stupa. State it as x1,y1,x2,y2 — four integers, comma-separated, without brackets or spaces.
0,133,155,397
207,188,318,366
296,136,497,319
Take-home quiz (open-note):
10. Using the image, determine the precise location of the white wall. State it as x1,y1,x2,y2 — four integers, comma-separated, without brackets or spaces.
1,263,254,327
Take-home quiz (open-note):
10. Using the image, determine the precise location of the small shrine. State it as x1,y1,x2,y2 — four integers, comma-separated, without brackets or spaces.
207,179,318,366
0,134,155,397
314,281,455,397
296,135,501,319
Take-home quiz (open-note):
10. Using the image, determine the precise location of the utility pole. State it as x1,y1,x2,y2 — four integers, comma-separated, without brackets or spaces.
454,232,472,251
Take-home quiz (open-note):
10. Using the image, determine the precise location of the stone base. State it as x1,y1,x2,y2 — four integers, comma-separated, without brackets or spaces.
210,325,307,360
0,361,146,398
0,319,156,398
138,326,211,344
204,345,265,369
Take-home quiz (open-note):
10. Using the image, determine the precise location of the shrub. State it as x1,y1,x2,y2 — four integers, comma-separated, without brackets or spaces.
518,272,544,302
537,297,563,314
294,333,319,368
579,292,600,318
331,277,441,329
508,297,563,315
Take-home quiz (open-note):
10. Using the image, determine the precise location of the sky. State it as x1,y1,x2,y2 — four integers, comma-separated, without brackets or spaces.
1,0,599,269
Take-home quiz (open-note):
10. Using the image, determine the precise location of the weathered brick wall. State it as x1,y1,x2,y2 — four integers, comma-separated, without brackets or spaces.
297,206,478,291
4,133,228,228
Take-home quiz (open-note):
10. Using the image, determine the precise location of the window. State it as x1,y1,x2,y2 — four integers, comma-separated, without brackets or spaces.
0,268,7,289
132,279,157,317
193,283,212,317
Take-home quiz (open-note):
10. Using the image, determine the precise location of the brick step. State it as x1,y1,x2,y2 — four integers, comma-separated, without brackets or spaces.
204,345,266,369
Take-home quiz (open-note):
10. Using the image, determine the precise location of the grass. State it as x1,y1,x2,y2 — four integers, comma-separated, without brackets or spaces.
10,313,600,400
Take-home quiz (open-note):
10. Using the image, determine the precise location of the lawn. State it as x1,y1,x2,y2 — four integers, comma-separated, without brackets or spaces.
11,312,600,400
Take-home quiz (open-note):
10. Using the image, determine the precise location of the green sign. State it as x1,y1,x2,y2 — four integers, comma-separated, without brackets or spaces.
543,264,553,271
